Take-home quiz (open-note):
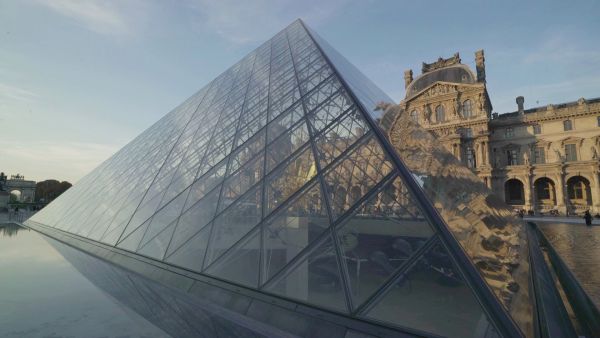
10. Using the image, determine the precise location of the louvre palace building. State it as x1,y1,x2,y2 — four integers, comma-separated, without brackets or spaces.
395,51,600,215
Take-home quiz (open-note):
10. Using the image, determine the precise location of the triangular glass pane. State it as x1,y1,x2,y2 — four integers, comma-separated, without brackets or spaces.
303,76,343,113
335,176,434,309
323,135,394,220
363,242,495,338
265,145,317,214
166,186,220,257
138,187,189,249
204,184,262,268
265,120,310,173
121,191,163,240
100,218,128,245
185,159,227,211
165,222,212,273
227,129,266,175
267,101,305,142
116,218,151,252
205,228,261,288
137,220,177,260
261,182,329,284
265,234,348,313
314,107,368,168
307,88,353,134
217,153,264,213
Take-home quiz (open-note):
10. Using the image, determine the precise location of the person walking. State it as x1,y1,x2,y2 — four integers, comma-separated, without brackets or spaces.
584,210,593,226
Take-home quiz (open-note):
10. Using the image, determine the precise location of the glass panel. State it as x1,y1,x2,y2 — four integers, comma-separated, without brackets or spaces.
265,234,348,313
267,101,305,142
261,182,330,284
364,243,494,338
165,222,212,273
265,120,310,173
307,89,353,133
204,184,262,268
323,136,394,219
265,145,317,214
314,107,368,168
117,218,151,252
138,188,189,249
336,176,434,308
205,229,261,288
137,220,177,260
218,154,264,212
166,186,220,257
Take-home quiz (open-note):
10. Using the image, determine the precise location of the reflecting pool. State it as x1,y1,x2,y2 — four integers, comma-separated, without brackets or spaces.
540,222,600,307
0,223,169,338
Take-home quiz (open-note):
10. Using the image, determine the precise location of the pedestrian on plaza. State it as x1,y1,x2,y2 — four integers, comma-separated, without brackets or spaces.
584,210,593,226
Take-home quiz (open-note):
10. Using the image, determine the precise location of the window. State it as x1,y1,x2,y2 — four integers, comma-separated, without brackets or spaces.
435,105,445,123
597,116,600,127
505,127,514,138
533,147,545,164
465,147,476,168
464,128,473,138
565,144,577,161
563,120,573,131
507,149,519,165
533,124,541,135
570,181,584,200
462,99,472,118
410,110,418,122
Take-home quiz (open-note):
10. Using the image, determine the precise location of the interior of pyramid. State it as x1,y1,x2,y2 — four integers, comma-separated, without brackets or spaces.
26,20,518,337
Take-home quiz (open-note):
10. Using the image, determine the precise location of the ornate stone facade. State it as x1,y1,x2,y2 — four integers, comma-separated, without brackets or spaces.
395,50,600,215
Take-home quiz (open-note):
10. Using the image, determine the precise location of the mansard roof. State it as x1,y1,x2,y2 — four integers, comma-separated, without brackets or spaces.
406,64,477,98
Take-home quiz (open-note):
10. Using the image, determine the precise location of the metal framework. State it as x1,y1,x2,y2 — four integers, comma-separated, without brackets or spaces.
26,19,526,337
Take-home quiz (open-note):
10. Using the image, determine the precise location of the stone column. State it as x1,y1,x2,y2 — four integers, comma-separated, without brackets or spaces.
524,175,533,211
591,172,600,213
555,173,567,214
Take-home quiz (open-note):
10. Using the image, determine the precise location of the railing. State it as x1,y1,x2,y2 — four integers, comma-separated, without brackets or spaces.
527,222,600,338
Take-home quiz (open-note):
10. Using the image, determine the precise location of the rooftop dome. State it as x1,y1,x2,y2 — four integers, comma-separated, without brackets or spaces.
406,64,477,97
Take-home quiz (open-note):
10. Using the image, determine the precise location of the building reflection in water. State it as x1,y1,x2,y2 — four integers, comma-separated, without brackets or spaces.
46,236,293,338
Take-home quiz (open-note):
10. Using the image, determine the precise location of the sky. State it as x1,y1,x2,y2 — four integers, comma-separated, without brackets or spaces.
1,0,599,183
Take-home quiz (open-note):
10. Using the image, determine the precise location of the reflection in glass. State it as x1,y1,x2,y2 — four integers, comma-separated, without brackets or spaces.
336,176,434,308
364,242,495,338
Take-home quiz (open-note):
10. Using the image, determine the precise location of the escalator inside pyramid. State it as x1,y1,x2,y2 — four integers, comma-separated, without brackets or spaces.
25,19,534,338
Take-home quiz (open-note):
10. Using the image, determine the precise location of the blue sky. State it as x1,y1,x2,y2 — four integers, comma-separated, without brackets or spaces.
1,0,599,183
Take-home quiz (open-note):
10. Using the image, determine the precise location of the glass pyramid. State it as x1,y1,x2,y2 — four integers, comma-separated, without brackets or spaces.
26,20,523,337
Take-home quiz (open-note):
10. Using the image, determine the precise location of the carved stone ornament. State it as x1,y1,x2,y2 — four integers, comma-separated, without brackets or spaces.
422,52,461,73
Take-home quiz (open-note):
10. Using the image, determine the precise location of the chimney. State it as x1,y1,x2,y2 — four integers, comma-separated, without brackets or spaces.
404,69,413,89
516,96,525,114
475,49,486,83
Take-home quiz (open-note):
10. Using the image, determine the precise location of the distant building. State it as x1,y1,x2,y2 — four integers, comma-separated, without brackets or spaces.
0,173,36,209
396,51,600,214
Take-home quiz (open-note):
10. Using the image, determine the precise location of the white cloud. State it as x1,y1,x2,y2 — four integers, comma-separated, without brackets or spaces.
184,0,352,44
0,82,38,103
34,0,137,37
0,141,119,183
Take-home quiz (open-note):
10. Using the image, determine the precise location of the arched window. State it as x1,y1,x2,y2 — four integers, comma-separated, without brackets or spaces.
567,176,591,204
410,110,418,122
534,178,556,205
504,179,524,205
435,105,445,123
462,99,473,118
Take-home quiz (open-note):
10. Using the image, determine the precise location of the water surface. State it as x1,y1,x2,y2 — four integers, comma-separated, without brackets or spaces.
539,222,600,308
0,223,169,338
